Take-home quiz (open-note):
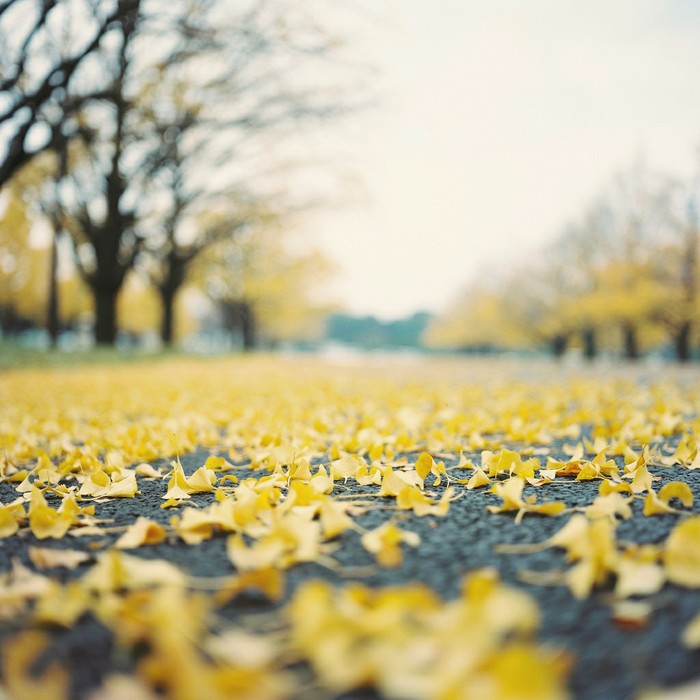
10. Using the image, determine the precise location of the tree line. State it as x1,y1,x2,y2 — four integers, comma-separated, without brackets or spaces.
426,157,700,361
0,0,357,347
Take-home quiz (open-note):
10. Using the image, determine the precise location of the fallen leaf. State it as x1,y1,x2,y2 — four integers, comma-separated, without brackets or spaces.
115,517,167,549
665,517,700,587
28,546,91,569
361,521,420,567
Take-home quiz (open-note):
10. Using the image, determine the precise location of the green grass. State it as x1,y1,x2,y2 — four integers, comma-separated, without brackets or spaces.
0,340,184,370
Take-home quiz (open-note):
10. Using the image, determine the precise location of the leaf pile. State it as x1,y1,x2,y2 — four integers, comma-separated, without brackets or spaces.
2,356,700,699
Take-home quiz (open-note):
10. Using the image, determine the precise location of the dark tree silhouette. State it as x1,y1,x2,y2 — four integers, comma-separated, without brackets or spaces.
0,0,140,188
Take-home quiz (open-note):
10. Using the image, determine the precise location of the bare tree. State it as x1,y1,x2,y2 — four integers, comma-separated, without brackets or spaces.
0,0,140,188
133,1,363,346
652,170,700,361
5,0,364,345
58,5,144,344
605,161,668,359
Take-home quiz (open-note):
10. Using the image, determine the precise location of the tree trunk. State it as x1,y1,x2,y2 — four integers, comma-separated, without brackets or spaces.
159,286,176,346
582,328,597,361
47,228,60,348
241,302,256,351
622,323,639,360
675,321,692,362
93,287,118,345
551,334,568,358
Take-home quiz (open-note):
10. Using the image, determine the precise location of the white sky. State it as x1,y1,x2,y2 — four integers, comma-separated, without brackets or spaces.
307,0,700,319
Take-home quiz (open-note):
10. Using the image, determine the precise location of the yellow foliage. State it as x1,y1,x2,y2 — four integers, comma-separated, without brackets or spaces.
664,517,700,587
1,356,700,696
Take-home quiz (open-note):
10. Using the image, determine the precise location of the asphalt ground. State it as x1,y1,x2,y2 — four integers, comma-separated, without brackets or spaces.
2,443,700,700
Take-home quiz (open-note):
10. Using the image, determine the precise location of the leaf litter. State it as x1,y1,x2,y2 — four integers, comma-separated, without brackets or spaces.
1,356,700,698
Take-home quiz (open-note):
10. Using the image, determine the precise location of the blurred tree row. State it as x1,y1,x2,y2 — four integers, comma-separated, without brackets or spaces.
0,0,358,346
0,171,335,347
426,159,700,361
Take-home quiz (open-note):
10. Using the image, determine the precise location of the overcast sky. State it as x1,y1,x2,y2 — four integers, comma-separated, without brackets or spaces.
307,0,700,319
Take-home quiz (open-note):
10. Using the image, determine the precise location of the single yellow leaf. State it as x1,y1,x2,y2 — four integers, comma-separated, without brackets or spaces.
204,455,235,471
28,547,91,569
29,506,73,540
213,567,285,605
186,466,217,493
115,517,167,549
682,612,700,648
586,493,633,521
0,504,21,538
659,482,694,508
467,467,491,490
630,463,655,494
665,517,700,587
0,630,68,699
361,521,419,567
33,581,89,627
135,463,163,478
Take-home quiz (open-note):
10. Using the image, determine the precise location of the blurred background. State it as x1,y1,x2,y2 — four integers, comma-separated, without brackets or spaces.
2,0,700,362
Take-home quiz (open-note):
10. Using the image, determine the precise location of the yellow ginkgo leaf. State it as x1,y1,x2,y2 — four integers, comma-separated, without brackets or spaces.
585,493,633,522
213,567,285,605
473,643,571,700
629,462,655,494
79,471,111,497
79,470,138,498
396,485,452,517
414,452,447,486
171,509,218,545
329,453,365,481
355,463,382,486
615,557,665,598
682,612,700,648
29,506,73,540
0,559,53,619
643,490,676,516
28,547,91,570
0,503,22,538
162,462,193,501
318,498,355,539
309,465,334,494
659,481,694,508
115,517,167,549
83,551,185,594
482,449,539,479
361,521,420,568
33,581,89,628
204,455,235,471
0,631,69,700
642,482,693,517
185,466,217,493
467,467,491,490
106,471,139,498
665,517,700,587
227,534,286,572
377,466,421,497
590,449,620,478
599,480,632,496
574,518,618,588
2,469,29,483
135,463,163,479
487,478,527,513
287,459,312,481
487,477,565,524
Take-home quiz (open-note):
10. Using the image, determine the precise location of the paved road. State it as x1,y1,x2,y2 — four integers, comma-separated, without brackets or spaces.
2,448,700,699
